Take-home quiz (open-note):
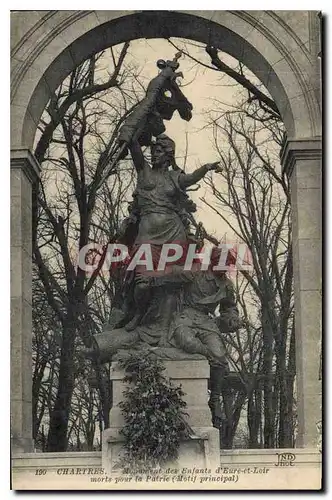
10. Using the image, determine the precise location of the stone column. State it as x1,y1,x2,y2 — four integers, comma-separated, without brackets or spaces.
281,137,322,448
11,148,40,453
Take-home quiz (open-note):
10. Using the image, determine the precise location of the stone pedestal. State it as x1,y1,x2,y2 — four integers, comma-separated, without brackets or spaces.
102,359,220,473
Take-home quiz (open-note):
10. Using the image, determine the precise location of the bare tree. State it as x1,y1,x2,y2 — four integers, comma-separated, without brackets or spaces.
167,38,294,447
168,38,282,122
32,44,142,451
201,102,295,448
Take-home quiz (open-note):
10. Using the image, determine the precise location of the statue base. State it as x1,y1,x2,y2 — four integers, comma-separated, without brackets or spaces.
102,356,220,474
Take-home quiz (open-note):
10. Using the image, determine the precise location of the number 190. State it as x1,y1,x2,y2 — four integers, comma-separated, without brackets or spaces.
35,469,47,475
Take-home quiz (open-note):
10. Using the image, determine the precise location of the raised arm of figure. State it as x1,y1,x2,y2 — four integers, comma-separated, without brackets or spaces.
129,140,150,173
179,162,222,189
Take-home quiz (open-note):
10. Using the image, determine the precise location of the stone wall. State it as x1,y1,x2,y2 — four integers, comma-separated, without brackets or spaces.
12,448,321,490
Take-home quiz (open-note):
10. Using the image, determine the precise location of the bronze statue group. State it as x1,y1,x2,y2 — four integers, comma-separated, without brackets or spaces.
80,54,243,436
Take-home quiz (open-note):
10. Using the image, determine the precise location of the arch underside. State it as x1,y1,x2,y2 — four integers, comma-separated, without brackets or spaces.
11,10,321,149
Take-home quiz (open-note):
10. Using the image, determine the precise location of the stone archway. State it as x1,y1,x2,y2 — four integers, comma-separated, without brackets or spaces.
10,10,322,453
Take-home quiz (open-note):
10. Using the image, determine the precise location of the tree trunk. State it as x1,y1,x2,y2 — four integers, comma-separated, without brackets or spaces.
247,387,260,448
281,323,296,447
47,320,76,451
262,308,274,448
32,356,47,441
221,390,246,449
276,350,288,447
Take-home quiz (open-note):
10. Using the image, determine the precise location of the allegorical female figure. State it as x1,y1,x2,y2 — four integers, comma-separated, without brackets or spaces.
116,131,222,330
127,133,221,249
